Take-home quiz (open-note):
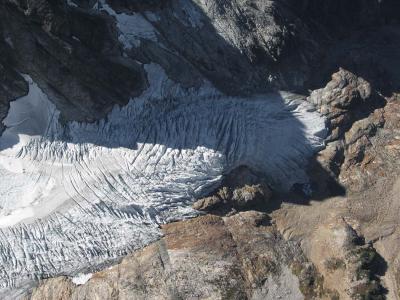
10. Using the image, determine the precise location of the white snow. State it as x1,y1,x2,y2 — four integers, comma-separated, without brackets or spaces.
0,64,326,293
71,273,93,285
0,75,62,227
100,1,158,49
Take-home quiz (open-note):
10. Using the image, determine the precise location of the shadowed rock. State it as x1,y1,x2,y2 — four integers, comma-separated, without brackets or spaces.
192,166,273,215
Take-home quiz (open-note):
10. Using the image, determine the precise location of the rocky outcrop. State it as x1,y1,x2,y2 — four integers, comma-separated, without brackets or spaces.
25,206,389,300
1,0,399,126
308,68,385,143
306,69,383,197
27,212,327,300
309,217,385,299
337,94,400,192
104,0,319,92
1,0,147,122
272,191,394,299
309,69,400,193
288,0,400,38
192,166,273,215
289,68,400,298
0,63,28,134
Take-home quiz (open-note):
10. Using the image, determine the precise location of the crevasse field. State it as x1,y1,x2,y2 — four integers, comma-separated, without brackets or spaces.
0,1,327,296
0,63,326,293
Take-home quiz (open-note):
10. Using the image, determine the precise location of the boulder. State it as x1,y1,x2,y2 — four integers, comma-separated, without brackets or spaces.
192,166,272,215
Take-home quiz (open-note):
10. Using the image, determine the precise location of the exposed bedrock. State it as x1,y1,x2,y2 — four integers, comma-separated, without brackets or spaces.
103,0,318,93
308,68,386,143
27,212,328,300
0,0,147,123
25,194,388,300
102,0,400,93
308,69,400,194
304,70,400,298
1,0,399,126
286,0,400,37
192,166,274,215
0,65,28,134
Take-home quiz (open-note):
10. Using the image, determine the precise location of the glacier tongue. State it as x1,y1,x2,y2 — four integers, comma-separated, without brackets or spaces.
0,64,326,293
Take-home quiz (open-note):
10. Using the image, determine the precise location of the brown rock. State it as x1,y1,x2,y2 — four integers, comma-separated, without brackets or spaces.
309,217,385,299
192,166,273,215
27,212,327,300
308,68,385,142
192,195,222,211
338,95,400,192
29,277,74,300
231,184,271,209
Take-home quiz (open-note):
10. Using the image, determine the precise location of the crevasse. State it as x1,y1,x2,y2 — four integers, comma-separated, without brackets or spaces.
0,63,326,294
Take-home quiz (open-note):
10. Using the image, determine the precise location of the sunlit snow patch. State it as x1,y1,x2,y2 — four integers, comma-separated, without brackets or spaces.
71,273,93,285
0,64,326,293
0,75,61,227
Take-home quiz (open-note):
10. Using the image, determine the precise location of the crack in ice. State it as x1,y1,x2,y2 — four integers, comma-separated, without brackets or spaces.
0,64,326,294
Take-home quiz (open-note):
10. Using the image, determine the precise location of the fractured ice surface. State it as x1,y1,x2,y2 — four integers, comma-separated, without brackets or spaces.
0,64,326,294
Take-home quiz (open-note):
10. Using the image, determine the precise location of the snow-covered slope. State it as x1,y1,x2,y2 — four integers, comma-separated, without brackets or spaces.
0,63,326,294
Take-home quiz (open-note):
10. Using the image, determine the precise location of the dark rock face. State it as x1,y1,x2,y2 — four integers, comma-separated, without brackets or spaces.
310,26,400,98
0,19,29,133
0,0,147,123
108,0,319,93
105,0,168,12
0,63,28,134
1,0,399,126
288,0,400,37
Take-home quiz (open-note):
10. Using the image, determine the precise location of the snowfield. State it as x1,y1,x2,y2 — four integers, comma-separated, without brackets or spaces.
0,64,326,294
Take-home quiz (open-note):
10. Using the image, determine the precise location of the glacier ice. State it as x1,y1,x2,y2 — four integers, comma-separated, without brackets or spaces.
0,64,326,294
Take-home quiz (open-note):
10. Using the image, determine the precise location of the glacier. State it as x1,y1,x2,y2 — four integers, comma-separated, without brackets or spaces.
0,63,326,295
